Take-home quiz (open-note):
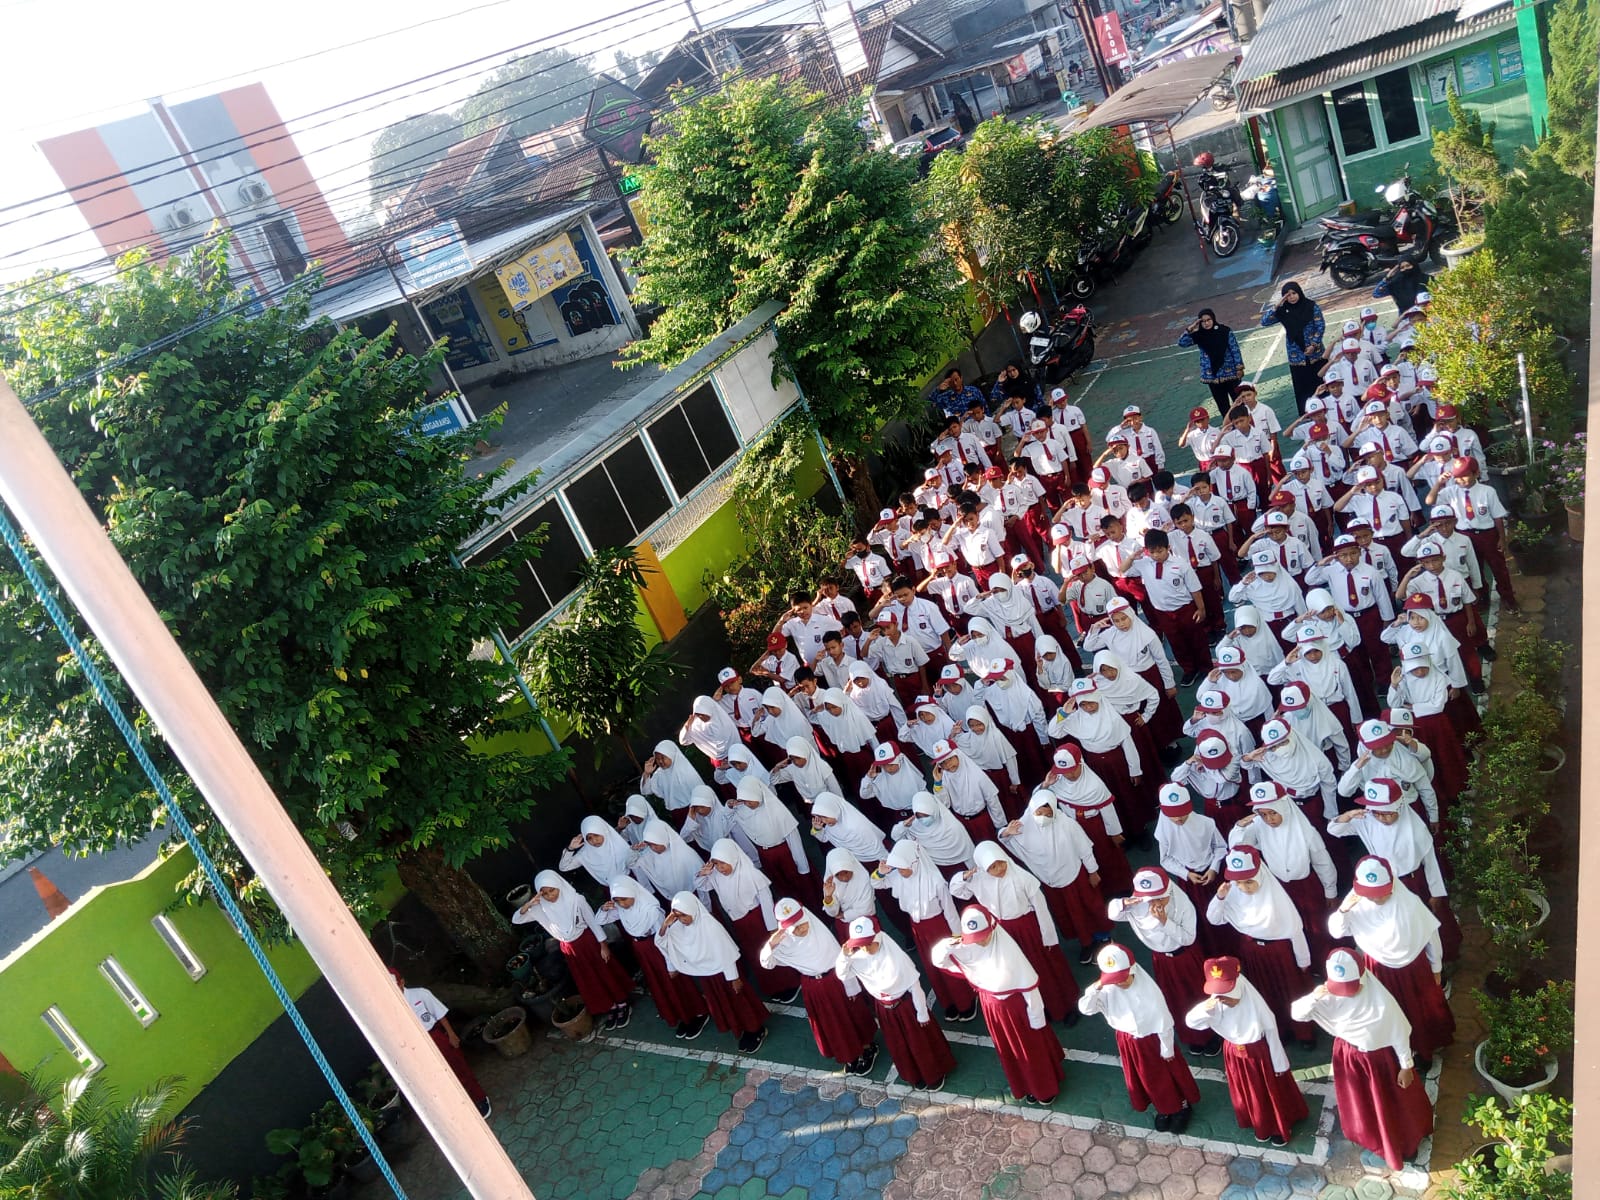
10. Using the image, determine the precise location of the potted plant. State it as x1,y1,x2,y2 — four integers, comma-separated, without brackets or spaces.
264,1099,374,1197
550,996,596,1042
1547,432,1585,542
1471,981,1575,1102
1444,1092,1573,1199
482,1004,535,1057
1507,520,1558,576
1430,86,1504,262
1510,627,1568,705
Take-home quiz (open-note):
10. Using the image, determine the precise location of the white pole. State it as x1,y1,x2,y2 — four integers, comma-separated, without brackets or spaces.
1517,351,1535,464
0,375,534,1200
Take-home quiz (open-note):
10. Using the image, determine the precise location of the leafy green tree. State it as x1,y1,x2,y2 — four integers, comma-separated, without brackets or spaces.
0,246,571,972
0,1072,235,1200
520,547,681,769
458,50,594,140
1484,150,1593,333
367,113,462,210
1542,0,1598,183
1431,86,1505,235
625,78,966,518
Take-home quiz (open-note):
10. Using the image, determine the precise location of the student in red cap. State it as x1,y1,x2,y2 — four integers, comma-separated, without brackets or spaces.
1173,724,1250,833
1329,855,1455,1062
1108,865,1218,1056
1040,744,1135,898
933,906,1068,1104
1078,942,1201,1131
928,736,1006,844
951,842,1081,1022
1178,405,1225,467
1292,950,1433,1170
835,915,957,1089
1000,789,1112,965
762,898,879,1075
1425,455,1515,610
1206,845,1318,1047
1184,956,1308,1146
1151,783,1229,919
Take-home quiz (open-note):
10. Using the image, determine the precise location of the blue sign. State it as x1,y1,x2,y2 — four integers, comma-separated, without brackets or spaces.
418,398,469,437
394,220,472,290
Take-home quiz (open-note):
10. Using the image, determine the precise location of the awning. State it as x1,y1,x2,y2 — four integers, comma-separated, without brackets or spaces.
1070,51,1235,130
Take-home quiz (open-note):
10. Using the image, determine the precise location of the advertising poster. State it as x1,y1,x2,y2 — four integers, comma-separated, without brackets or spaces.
494,233,583,310
550,231,619,338
1458,49,1495,94
421,288,497,371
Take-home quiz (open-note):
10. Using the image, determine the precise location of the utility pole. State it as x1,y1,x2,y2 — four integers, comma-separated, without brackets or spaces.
0,373,534,1200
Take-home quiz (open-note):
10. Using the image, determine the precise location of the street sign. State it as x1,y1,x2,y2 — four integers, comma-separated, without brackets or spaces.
393,221,472,290
417,396,471,437
585,75,654,165
1094,12,1131,65
618,171,643,196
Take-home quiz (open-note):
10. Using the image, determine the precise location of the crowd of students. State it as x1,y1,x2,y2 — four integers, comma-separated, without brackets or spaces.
512,294,1500,1167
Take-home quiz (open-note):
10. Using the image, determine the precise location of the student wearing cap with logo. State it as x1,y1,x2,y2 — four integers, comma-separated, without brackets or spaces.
1385,653,1474,802
764,897,882,1075
837,914,959,1088
1060,552,1117,640
1406,431,1460,495
1178,406,1226,467
1263,485,1325,558
862,609,933,711
1172,727,1251,835
930,906,1067,1103
1242,718,1339,826
1185,955,1308,1146
713,667,766,745
1403,503,1484,600
1333,464,1412,565
1079,942,1202,1130
1108,863,1219,1057
1151,782,1230,917
1236,510,1316,588
1329,777,1460,959
849,742,914,830
1275,453,1337,550
871,838,979,1021
1398,541,1485,688
1337,724,1439,827
1017,419,1074,507
1096,434,1153,492
1269,625,1363,739
1085,466,1132,522
1044,387,1091,475
1426,403,1483,473
1203,644,1275,735
1229,549,1306,646
1229,780,1340,968
750,629,804,693
927,734,1008,844
1178,308,1245,414
999,789,1112,964
1383,598,1475,710
1325,336,1378,396
1040,744,1136,896
929,663,979,724
1207,845,1318,1047
1274,679,1353,773
1304,536,1394,698
968,658,1052,782
1329,854,1454,1062
1292,949,1433,1169
655,889,769,1049
1425,455,1516,610
951,842,1082,1021
1297,587,1377,713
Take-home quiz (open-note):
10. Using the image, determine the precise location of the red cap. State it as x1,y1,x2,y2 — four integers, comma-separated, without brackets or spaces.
1435,404,1457,419
1201,956,1241,995
766,632,787,653
843,915,881,950
1309,422,1329,440
1450,456,1477,480
1222,845,1263,880
1188,406,1209,422
1352,855,1395,899
1269,490,1294,507
984,465,1004,480
1403,593,1434,610
958,905,996,944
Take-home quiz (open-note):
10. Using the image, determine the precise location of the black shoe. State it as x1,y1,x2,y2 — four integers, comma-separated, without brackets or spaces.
943,1004,961,1021
477,1098,492,1118
773,987,802,1005
1180,670,1203,688
1078,945,1096,965
1269,1135,1289,1148
683,1014,709,1041
1172,1104,1193,1134
612,1003,631,1030
1203,1035,1223,1057
955,1006,978,1022
925,1075,947,1091
1415,1056,1433,1073
1479,644,1497,662
675,1022,691,1039
602,1012,619,1031
848,1043,879,1077
1059,1008,1079,1028
1153,1111,1171,1132
1469,679,1487,695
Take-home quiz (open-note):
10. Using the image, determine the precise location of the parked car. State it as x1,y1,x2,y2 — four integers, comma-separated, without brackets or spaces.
893,123,966,177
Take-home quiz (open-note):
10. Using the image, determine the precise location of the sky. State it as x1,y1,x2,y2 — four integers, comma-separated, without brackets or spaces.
0,0,812,282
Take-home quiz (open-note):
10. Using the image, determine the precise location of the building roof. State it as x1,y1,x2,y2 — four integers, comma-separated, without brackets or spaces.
395,126,512,216
1237,5,1514,111
876,21,1038,91
1236,0,1454,83
1071,50,1235,130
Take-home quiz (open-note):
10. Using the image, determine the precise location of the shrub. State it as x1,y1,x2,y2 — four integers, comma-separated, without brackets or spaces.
1474,980,1576,1086
1445,1092,1573,1200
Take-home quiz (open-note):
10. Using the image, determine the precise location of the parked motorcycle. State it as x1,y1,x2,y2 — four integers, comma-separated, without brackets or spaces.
1124,200,1154,251
1148,168,1184,225
1239,172,1283,244
1317,174,1453,288
1019,305,1097,383
1192,155,1242,257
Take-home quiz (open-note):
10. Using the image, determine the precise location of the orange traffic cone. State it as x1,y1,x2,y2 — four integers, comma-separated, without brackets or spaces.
29,867,71,920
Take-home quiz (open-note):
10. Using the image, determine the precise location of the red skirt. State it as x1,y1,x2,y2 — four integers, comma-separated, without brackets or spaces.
1410,710,1470,801
832,744,877,793
1279,873,1337,967
1150,943,1213,1050
875,994,956,1087
977,989,1066,1101
631,934,707,1027
1236,936,1316,1043
1198,785,1248,836
1331,1039,1434,1170
910,914,977,1011
997,911,1080,1021
1043,873,1111,947
951,805,999,849
1072,808,1133,898
998,723,1050,786
698,971,769,1037
1365,952,1455,1060
428,1023,487,1106
758,843,821,912
1222,1037,1308,1141
728,908,801,998
1114,1029,1201,1115
798,971,876,1064
1136,665,1184,749
560,932,633,1016
984,767,1024,821
1077,743,1155,840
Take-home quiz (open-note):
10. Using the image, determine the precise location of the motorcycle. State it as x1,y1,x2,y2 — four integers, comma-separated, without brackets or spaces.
1148,168,1184,226
1124,200,1154,251
1019,305,1097,384
1193,166,1241,257
1317,175,1453,288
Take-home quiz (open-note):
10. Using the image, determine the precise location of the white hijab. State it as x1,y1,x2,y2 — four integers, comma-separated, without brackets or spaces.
682,784,739,853
632,818,705,900
987,573,1041,633
1004,792,1096,887
782,735,843,800
835,926,924,1003
1057,692,1137,760
939,920,1040,994
1185,974,1289,1071
1399,611,1467,688
903,703,956,757
814,687,878,754
1213,869,1305,947
657,891,741,978
619,793,656,845
1343,884,1441,967
705,837,772,924
1390,659,1452,717
724,743,772,790
954,702,1017,773
1230,605,1285,669
732,775,800,847
682,695,741,761
860,751,924,815
845,666,901,720
570,815,634,886
1287,641,1347,706
520,869,594,942
967,842,1053,936
1093,649,1158,716
1035,634,1077,692
1086,612,1163,671
936,751,999,819
1257,726,1328,795
1296,971,1412,1056
812,792,889,863
1350,802,1435,877
644,741,708,811
963,616,1021,666
759,686,815,746
824,847,877,922
1241,798,1325,880
880,837,959,925
607,874,665,939
978,665,1042,732
1213,661,1273,721
903,790,977,867
764,904,852,981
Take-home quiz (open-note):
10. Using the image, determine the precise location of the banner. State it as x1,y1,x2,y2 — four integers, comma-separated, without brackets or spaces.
393,220,471,290
585,75,653,165
1006,45,1043,82
494,233,584,311
1094,12,1130,66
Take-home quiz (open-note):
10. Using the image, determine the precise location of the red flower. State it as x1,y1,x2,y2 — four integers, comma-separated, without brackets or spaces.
1502,1055,1513,1065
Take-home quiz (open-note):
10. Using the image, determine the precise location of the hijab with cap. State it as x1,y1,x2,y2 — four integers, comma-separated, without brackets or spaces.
823,847,877,922
1210,862,1309,966
681,695,741,762
811,792,889,863
619,793,656,845
777,735,844,801
631,818,706,900
859,747,925,816
978,573,1042,637
1336,869,1441,968
1390,608,1467,688
1387,655,1452,717
1303,589,1361,654
932,915,1043,1019
731,775,800,847
1212,651,1274,721
1346,792,1436,877
900,790,978,867
1083,609,1167,677
1185,695,1259,760
563,815,635,886
1283,633,1350,706
1277,681,1347,754
1051,682,1141,768
834,920,927,1009
606,875,666,939
516,869,599,943
704,838,775,924
1034,634,1077,693
1238,795,1328,882
1184,972,1290,1072
878,838,959,924
762,901,855,983
954,701,1019,780
959,842,1059,945
1003,790,1098,888
657,891,741,979
642,741,709,812
901,700,956,758
977,661,1046,734
814,687,878,754
1291,965,1413,1059
1228,605,1285,670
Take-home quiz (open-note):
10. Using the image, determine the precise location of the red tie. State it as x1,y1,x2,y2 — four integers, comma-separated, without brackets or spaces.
1463,490,1478,522
1189,541,1200,568
1155,561,1164,579
1381,432,1393,460
1346,570,1360,609
1436,576,1447,608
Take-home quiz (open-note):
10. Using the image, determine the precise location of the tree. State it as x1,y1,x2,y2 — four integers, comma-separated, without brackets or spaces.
1542,0,1598,183
458,51,595,140
0,1072,236,1200
1431,86,1505,236
367,113,462,211
612,47,664,86
1483,150,1593,334
520,547,681,770
0,246,572,974
626,78,966,519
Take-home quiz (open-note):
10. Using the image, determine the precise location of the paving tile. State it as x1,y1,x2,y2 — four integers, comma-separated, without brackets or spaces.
1050,1153,1085,1184
1072,1177,1108,1200
1254,1174,1293,1200
1105,1163,1139,1192
1029,1135,1062,1166
1227,1156,1264,1185
1138,1153,1173,1184
1060,1128,1096,1155
1162,1176,1200,1200
1083,1144,1117,1174
1290,1165,1325,1195
1316,1189,1358,1200
1354,1181,1396,1200
1194,1163,1231,1197
1117,1137,1146,1164
1021,1163,1053,1194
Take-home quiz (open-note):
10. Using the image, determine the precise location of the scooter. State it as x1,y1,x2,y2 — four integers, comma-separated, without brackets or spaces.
1148,169,1184,225
1019,305,1097,383
1318,176,1453,288
1194,172,1241,257
1124,200,1154,251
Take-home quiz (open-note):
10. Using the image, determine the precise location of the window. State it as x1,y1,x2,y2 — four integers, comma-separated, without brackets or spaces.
99,957,159,1026
1332,83,1376,154
1373,70,1422,143
41,1007,102,1074
261,218,307,286
151,914,207,980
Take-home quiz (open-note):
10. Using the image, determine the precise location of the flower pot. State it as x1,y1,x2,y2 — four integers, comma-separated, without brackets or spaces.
551,1001,595,1041
1442,238,1485,268
482,1005,534,1058
520,980,563,1026
345,1149,382,1185
1511,538,1557,577
506,884,532,909
1565,505,1583,544
506,952,534,982
1538,745,1566,775
1474,1040,1558,1102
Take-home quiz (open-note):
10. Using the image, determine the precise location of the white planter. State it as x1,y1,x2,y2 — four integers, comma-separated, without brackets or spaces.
1539,746,1566,775
1477,888,1551,943
1474,1040,1558,1103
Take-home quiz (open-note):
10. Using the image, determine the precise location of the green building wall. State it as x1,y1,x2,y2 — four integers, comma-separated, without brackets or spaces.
0,849,319,1108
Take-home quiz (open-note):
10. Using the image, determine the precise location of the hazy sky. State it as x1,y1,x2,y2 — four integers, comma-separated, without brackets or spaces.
0,0,811,280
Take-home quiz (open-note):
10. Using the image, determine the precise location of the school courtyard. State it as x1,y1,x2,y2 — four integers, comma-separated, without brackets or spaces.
360,244,1575,1200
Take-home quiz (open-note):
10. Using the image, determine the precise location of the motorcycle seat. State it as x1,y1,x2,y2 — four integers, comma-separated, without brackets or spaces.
1317,210,1387,229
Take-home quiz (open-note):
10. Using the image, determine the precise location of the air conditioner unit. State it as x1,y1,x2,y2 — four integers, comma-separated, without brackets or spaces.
237,178,270,207
163,202,201,231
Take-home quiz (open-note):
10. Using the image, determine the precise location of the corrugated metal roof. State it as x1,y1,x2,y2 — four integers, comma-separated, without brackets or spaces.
1070,51,1236,130
1236,0,1455,82
1237,7,1514,111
